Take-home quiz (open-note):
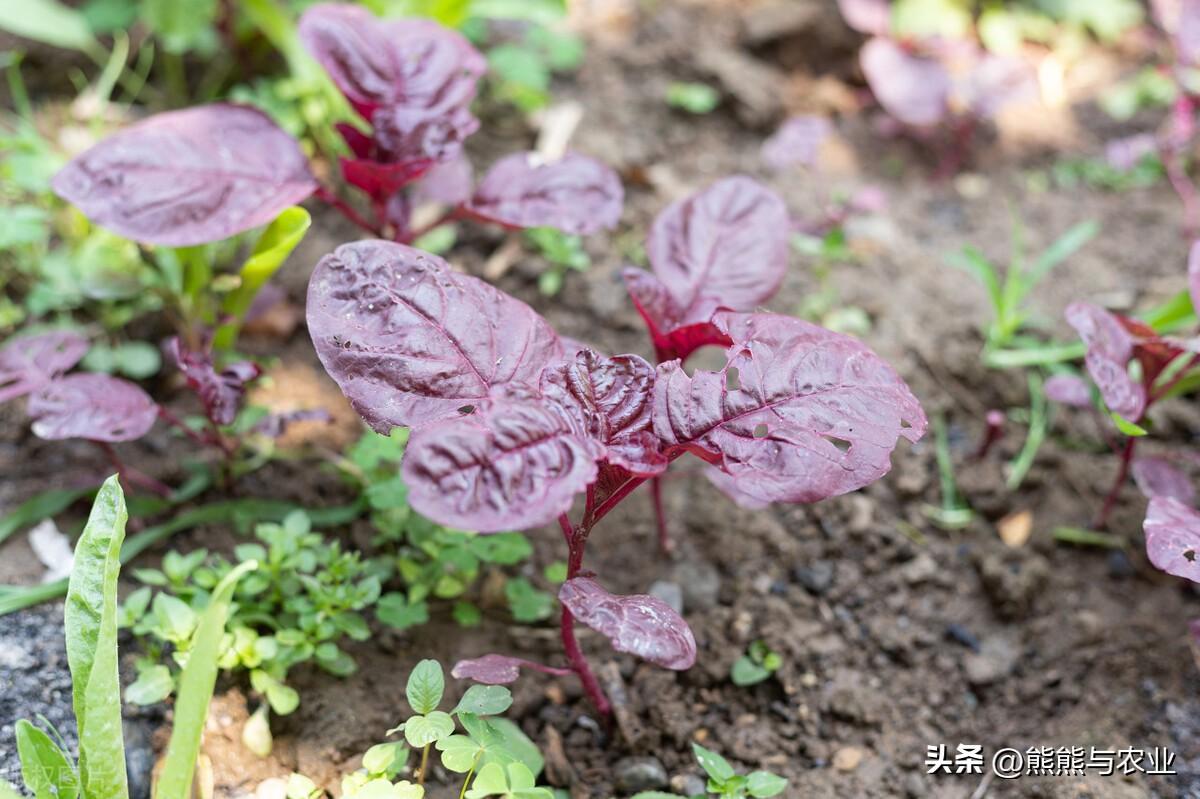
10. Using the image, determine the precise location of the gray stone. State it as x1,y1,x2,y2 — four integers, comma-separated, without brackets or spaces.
964,635,1021,686
672,559,721,611
614,756,669,792
648,580,685,614
794,560,835,595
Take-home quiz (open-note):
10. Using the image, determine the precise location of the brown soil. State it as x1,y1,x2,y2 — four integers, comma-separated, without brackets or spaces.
5,1,1200,798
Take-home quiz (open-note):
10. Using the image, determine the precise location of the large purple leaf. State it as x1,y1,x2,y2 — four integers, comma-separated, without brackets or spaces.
860,38,951,128
761,115,832,171
653,312,927,506
298,4,485,120
646,176,790,311
307,240,563,431
0,330,89,404
401,397,601,532
51,104,316,247
28,374,158,442
1133,457,1196,504
622,269,731,362
558,577,696,670
1064,302,1146,421
541,350,667,477
837,0,891,35
371,104,479,168
465,152,623,235
167,338,261,426
1144,496,1200,583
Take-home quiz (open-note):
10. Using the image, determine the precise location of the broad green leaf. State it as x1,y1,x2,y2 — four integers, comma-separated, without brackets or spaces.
214,206,311,349
466,763,507,796
454,685,512,716
465,762,550,799
125,663,174,705
15,720,79,799
406,659,444,714
692,743,736,783
403,711,455,747
480,718,542,777
746,771,788,797
0,0,95,51
362,741,409,776
157,559,257,799
64,475,129,799
436,735,482,773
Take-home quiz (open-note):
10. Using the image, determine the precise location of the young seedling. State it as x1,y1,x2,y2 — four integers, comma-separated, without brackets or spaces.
730,640,783,687
631,743,788,798
308,239,926,717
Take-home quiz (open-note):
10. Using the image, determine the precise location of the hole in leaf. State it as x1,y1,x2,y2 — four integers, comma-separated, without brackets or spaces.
457,405,476,415
1186,549,1197,563
753,423,769,439
726,367,740,391
825,436,852,453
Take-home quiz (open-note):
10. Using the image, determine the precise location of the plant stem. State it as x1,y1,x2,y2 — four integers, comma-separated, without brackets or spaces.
650,477,673,555
418,743,430,786
315,185,384,237
402,207,464,245
157,407,215,449
458,766,474,799
1094,436,1137,530
94,442,171,497
557,513,613,717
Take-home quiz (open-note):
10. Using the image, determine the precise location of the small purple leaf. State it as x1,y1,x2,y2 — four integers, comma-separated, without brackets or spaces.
51,104,317,247
621,268,731,362
298,5,485,120
0,330,89,404
1145,496,1200,583
451,655,524,685
28,374,157,442
558,576,696,670
761,115,832,171
307,240,563,431
541,350,667,477
465,152,623,235
251,409,333,439
1043,374,1093,408
167,338,261,426
837,0,891,35
653,312,927,506
860,38,951,128
646,176,790,310
1064,302,1146,421
401,398,601,532
1133,457,1196,503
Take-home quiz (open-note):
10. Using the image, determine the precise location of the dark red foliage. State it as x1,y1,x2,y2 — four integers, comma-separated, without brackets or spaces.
167,338,261,426
558,577,696,670
28,373,158,442
465,152,624,235
0,330,89,404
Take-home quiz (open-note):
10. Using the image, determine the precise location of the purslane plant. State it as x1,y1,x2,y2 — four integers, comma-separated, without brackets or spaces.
307,239,926,716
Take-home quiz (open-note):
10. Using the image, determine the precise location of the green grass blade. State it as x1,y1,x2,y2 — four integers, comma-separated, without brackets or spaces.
156,559,257,799
983,342,1087,369
64,475,129,799
946,247,1003,315
0,486,96,546
1026,220,1098,286
1007,374,1049,490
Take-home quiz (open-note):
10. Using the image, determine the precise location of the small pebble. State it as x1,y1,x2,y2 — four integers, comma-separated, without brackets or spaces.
793,560,835,595
614,757,669,792
833,747,863,771
944,623,980,652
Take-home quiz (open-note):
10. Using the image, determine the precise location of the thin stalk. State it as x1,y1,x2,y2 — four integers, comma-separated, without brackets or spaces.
315,185,384,237
418,743,430,785
458,766,475,799
557,513,613,717
1095,436,1137,530
94,442,171,497
650,477,673,555
157,407,215,449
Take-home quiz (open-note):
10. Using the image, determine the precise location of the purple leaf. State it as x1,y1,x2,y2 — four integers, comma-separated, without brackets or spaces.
252,409,333,439
307,240,563,431
1043,374,1093,408
704,465,771,510
298,4,485,120
558,576,696,670
414,155,474,207
653,312,927,506
340,156,434,201
761,115,832,171
401,397,601,532
860,38,951,128
451,655,525,685
1105,133,1158,172
28,374,157,442
1144,496,1200,583
371,104,479,169
622,269,731,361
837,0,891,35
1133,457,1196,503
51,104,317,247
0,330,89,404
541,350,667,477
1064,302,1146,421
465,152,623,235
961,54,1038,119
1189,240,1200,319
646,176,790,311
167,338,261,426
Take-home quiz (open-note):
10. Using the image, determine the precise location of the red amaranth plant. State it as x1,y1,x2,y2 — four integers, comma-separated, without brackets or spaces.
307,239,927,716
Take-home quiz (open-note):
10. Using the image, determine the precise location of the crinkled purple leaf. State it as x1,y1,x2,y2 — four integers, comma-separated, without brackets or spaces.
28,374,157,442
622,269,731,361
1145,496,1200,583
401,397,601,532
465,152,623,235
558,576,696,670
415,156,474,207
1133,457,1196,503
761,116,832,171
451,655,525,685
1064,302,1146,421
51,104,316,247
1189,240,1200,319
961,54,1038,118
307,240,563,431
167,338,261,426
541,349,667,477
646,176,790,311
0,330,89,404
837,0,891,35
1043,374,1093,408
653,312,927,506
298,4,485,120
860,38,951,128
371,104,479,168
1106,134,1158,172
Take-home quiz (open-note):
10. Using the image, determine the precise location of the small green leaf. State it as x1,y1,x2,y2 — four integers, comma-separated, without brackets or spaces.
377,593,429,630
1111,413,1148,437
665,82,720,114
730,656,771,687
453,601,483,627
437,734,483,773
362,741,409,776
403,710,455,747
15,720,79,799
286,773,319,799
454,685,513,716
126,663,174,705
153,593,199,641
505,578,553,622
746,771,788,797
251,669,300,715
0,0,95,51
406,659,445,714
692,743,736,783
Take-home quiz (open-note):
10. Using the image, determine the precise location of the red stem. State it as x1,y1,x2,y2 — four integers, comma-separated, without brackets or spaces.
315,185,384,237
94,442,171,498
1094,436,1137,530
401,206,465,245
157,406,214,449
650,477,674,555
557,513,612,717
